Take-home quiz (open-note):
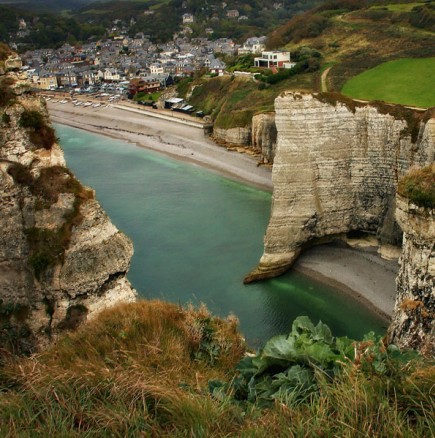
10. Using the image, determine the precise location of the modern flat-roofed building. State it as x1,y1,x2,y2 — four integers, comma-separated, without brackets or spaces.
254,51,295,69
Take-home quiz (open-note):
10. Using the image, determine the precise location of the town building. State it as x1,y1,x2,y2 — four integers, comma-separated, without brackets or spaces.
254,51,295,69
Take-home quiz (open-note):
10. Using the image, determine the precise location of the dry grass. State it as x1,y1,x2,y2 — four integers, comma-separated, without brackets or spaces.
0,300,246,437
398,163,435,208
0,300,433,437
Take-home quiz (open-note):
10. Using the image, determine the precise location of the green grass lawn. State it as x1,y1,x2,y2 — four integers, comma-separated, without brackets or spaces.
341,57,435,108
371,2,425,12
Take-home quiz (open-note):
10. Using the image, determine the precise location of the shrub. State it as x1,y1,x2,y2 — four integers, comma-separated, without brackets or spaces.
19,110,45,130
1,112,10,125
175,77,193,98
398,164,435,208
0,76,15,108
25,228,65,280
7,162,33,186
19,110,57,150
0,42,12,62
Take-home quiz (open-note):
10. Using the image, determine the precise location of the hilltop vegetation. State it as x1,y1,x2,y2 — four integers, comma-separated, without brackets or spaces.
398,163,435,208
178,0,435,128
342,57,435,107
0,0,324,47
1,301,433,436
267,0,435,92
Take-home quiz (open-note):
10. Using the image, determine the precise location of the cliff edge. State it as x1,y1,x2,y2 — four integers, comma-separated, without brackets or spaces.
245,92,435,282
0,55,136,353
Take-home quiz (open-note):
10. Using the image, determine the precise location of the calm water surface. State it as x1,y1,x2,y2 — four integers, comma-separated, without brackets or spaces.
56,124,386,346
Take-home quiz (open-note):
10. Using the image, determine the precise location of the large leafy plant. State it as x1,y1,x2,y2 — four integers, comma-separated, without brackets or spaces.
210,316,418,408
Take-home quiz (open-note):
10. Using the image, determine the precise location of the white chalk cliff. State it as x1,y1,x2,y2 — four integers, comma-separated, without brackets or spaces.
0,63,136,352
245,92,435,282
388,193,434,355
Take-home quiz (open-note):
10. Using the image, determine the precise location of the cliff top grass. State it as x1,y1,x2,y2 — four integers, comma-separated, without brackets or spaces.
0,301,433,436
398,164,435,208
341,57,435,108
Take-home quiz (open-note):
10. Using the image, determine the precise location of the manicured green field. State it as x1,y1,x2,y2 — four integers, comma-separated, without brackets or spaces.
371,2,425,12
341,57,435,108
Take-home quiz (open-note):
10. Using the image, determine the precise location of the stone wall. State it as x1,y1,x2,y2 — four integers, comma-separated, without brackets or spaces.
388,195,434,355
245,92,434,282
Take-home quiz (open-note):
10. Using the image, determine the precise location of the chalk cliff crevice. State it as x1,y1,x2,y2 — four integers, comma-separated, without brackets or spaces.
0,65,136,352
245,92,434,282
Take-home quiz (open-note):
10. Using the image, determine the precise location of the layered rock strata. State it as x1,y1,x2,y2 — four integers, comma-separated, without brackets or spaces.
252,112,277,163
245,92,435,282
213,113,277,163
213,126,251,146
1,66,136,352
388,194,434,355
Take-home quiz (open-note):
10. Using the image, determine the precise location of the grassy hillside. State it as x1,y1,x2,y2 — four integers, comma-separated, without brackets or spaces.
178,1,435,129
342,57,435,108
267,0,435,94
0,301,433,436
183,72,314,129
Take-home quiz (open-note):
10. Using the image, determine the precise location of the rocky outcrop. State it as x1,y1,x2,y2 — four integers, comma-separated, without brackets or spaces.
0,69,136,353
245,92,435,282
213,126,251,146
388,193,434,355
252,112,277,163
212,113,277,163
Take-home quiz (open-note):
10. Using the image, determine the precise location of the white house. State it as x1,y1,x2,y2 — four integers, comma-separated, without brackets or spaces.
238,36,266,55
182,13,194,24
150,64,164,75
254,51,295,69
227,9,239,18
103,68,121,82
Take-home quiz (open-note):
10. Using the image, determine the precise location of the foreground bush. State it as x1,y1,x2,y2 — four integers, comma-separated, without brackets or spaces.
0,302,433,437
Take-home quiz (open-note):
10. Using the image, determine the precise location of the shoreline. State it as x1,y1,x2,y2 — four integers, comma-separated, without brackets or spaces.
48,101,398,321
48,102,273,192
294,243,398,322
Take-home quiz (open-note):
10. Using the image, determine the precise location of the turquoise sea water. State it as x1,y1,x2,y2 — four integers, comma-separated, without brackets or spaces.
56,124,387,346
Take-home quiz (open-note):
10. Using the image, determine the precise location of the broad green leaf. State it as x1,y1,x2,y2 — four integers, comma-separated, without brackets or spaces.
304,342,338,365
335,336,355,359
311,321,334,344
291,316,315,336
262,335,299,362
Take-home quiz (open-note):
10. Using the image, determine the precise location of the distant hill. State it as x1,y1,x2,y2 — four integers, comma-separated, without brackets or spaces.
0,0,325,46
0,0,95,12
266,0,435,92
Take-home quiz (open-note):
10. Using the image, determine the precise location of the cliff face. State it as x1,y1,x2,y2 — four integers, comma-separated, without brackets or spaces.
252,113,277,164
0,66,136,353
213,113,277,163
388,194,434,355
213,126,251,146
246,92,434,282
